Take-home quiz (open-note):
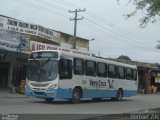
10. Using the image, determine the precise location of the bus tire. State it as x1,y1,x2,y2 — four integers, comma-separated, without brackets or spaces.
116,89,123,101
71,88,81,104
111,89,123,101
44,98,54,103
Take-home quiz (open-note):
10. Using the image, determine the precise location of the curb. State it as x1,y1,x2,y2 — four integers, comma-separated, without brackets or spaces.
0,93,27,98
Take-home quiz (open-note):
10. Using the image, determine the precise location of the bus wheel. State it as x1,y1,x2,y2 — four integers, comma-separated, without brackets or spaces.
116,89,123,101
71,88,81,104
111,89,123,101
44,98,54,103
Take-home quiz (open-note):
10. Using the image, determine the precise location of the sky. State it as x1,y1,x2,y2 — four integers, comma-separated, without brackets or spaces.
0,0,160,63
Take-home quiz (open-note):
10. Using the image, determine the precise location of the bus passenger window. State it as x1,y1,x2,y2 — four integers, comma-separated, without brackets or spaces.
74,58,84,75
85,60,96,76
59,59,72,79
126,68,133,80
108,64,117,78
97,62,107,77
117,66,125,79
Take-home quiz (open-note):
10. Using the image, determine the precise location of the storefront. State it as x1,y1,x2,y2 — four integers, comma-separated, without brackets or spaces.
0,61,9,88
138,66,160,94
0,25,29,91
150,70,160,93
0,49,28,90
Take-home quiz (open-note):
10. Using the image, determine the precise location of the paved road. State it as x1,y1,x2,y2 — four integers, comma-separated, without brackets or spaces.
0,94,160,114
0,95,160,120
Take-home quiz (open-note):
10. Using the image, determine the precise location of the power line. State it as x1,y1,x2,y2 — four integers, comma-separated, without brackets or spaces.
51,0,148,45
14,0,144,47
84,18,143,47
12,0,154,50
13,0,70,18
79,19,153,50
52,0,84,9
50,0,147,46
84,10,146,45
33,0,69,11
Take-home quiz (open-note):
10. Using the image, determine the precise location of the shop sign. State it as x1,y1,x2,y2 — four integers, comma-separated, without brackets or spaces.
30,41,92,56
0,16,60,43
0,29,29,52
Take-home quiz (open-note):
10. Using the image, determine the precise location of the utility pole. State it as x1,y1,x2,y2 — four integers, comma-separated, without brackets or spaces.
69,9,85,49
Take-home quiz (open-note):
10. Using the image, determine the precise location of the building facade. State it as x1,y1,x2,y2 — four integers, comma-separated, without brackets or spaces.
0,15,90,91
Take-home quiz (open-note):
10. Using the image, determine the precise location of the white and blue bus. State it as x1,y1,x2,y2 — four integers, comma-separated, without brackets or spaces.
25,50,138,103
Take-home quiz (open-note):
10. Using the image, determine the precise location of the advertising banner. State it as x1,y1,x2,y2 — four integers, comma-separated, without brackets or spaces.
30,41,92,56
0,29,29,52
0,16,60,43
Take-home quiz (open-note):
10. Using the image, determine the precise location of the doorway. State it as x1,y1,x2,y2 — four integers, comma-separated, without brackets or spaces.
0,62,9,88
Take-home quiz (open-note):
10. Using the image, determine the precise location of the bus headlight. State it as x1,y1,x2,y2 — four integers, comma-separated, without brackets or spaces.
48,84,57,90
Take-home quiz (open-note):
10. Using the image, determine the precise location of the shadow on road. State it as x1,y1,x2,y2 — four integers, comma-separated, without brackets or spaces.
30,98,135,105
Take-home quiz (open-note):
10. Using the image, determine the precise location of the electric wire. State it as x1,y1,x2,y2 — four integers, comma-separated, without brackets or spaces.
12,0,155,51
13,0,70,18
50,0,152,45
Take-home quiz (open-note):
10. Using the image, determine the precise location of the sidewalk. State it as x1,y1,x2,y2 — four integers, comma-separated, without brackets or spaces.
0,89,27,98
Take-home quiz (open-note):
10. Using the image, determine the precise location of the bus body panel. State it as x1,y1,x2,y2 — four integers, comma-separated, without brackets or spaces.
25,50,138,101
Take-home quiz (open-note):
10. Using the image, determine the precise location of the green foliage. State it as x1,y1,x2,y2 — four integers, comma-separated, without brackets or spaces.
117,55,131,61
126,0,160,27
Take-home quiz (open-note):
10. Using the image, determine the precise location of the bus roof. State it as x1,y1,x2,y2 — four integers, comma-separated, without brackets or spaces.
31,50,137,69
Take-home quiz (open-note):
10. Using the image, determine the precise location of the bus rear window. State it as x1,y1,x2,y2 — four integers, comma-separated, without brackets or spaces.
29,51,58,59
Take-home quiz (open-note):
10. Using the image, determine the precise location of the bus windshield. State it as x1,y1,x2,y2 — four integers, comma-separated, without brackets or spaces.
27,59,58,82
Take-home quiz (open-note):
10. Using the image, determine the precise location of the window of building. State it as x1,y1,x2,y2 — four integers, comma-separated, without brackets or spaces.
97,62,107,77
74,58,84,75
126,68,133,80
117,66,125,79
108,64,117,78
59,59,72,79
85,60,96,76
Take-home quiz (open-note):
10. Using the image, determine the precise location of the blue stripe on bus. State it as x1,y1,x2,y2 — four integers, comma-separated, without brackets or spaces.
123,90,137,97
83,89,117,98
25,88,137,99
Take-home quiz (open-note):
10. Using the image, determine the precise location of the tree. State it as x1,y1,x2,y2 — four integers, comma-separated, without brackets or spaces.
117,55,131,61
125,0,160,27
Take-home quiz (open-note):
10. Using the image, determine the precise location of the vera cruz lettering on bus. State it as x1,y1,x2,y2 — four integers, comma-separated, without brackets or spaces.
89,79,114,89
108,79,114,89
90,80,106,87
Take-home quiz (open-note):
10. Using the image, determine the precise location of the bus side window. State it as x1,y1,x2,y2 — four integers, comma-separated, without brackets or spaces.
74,58,84,75
117,66,125,79
126,68,133,80
97,62,107,77
108,64,117,78
59,59,72,79
85,60,96,77
133,69,137,80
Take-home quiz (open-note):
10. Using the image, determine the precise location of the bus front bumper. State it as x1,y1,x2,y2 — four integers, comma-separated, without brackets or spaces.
25,88,72,99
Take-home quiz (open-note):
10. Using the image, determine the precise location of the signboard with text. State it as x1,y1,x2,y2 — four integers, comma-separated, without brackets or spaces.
30,41,92,57
0,29,29,52
0,15,60,43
